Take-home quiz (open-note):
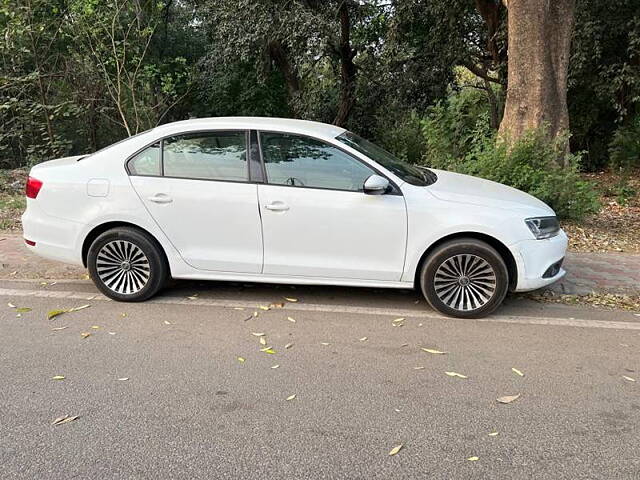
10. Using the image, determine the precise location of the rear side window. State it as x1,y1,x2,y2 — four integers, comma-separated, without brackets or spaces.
163,131,247,181
128,143,161,176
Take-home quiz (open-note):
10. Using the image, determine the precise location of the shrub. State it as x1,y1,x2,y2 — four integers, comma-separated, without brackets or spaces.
422,122,600,220
608,116,640,172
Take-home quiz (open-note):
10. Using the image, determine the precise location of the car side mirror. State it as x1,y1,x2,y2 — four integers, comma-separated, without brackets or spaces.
363,174,390,195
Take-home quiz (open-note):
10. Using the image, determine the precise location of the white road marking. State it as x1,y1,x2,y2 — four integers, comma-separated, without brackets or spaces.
0,286,638,330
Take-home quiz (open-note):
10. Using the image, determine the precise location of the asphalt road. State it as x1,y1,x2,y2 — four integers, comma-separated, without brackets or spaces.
1,279,639,479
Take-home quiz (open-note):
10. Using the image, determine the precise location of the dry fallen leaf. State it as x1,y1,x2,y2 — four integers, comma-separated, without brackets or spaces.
271,364,280,369
488,432,499,437
244,312,259,321
287,316,296,323
187,295,198,300
359,337,368,342
421,348,447,355
52,375,65,380
623,375,636,382
108,332,116,335
259,305,270,311
117,377,129,381
7,302,16,308
270,302,285,309
259,337,267,346
260,348,276,354
286,394,296,401
90,325,100,330
51,326,68,331
467,456,479,462
163,320,172,325
237,357,246,363
251,332,265,337
392,318,405,323
414,366,425,370
16,307,32,313
320,342,330,346
512,368,524,377
285,343,293,349
48,305,90,320
80,332,91,339
388,444,403,456
52,415,79,426
497,393,521,404
445,371,467,379
401,343,409,347
284,297,298,302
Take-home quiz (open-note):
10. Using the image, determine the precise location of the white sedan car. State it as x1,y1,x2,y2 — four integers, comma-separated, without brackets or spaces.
22,117,567,318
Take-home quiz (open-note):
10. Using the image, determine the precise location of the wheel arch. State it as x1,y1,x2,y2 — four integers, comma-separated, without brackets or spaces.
413,232,518,291
81,221,170,274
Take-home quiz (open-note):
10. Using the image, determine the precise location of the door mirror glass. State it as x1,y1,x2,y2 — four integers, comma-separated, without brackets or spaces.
363,174,390,195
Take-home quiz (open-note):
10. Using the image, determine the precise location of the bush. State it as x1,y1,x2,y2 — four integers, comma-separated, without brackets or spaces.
422,119,600,220
608,116,640,172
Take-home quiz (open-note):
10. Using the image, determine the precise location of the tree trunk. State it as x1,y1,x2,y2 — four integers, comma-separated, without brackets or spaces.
498,0,575,161
266,40,302,117
332,1,357,128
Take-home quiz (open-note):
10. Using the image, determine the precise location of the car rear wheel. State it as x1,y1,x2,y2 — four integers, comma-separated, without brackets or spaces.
87,227,167,302
420,238,509,318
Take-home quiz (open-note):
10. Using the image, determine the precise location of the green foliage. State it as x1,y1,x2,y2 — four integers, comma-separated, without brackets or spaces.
421,86,494,170
608,116,640,171
422,101,600,219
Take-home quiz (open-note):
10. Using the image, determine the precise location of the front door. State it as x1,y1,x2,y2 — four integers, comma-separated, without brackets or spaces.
128,131,262,273
257,132,407,281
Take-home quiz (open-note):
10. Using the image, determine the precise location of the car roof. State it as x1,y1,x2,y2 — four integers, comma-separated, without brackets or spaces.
151,117,347,140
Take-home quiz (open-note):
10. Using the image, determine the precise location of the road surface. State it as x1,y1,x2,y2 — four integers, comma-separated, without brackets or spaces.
1,279,639,479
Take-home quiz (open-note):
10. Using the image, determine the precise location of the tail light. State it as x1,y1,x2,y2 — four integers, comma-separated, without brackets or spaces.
26,176,43,199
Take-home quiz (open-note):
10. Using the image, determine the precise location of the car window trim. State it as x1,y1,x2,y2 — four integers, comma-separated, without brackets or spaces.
255,130,401,196
125,129,251,183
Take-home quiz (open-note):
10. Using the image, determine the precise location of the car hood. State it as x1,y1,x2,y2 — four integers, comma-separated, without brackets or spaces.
427,169,555,216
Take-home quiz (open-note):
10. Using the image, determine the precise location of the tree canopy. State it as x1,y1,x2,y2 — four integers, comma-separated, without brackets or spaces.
1,0,638,172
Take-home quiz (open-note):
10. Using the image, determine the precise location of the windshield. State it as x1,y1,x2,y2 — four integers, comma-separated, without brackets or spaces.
336,131,435,186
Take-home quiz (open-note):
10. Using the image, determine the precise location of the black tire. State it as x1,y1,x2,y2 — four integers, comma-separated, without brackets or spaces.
420,238,509,318
87,227,168,302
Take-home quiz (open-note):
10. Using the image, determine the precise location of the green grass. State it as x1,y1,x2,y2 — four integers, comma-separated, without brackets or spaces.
0,193,25,231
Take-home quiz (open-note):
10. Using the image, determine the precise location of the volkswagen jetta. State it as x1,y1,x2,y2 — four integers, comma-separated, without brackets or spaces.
22,117,567,318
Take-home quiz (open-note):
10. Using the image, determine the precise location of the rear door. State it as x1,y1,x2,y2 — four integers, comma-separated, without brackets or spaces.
257,131,407,281
128,131,263,273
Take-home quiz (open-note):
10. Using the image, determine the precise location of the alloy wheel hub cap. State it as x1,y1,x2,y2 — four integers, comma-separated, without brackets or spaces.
96,240,150,295
434,254,497,311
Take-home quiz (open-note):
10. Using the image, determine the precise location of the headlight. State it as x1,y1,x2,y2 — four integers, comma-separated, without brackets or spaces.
525,216,560,240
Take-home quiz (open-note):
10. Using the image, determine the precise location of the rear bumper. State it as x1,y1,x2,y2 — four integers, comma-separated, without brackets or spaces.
21,203,84,266
511,230,568,292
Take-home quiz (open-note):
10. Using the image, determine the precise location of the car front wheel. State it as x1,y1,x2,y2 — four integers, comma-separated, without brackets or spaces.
87,227,168,302
420,238,509,318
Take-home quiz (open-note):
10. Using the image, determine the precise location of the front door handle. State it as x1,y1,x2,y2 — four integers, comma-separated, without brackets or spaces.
264,202,289,212
148,193,173,204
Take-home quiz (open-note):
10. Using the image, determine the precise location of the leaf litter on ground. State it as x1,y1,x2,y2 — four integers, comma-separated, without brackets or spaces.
497,393,521,404
388,444,403,456
445,371,467,379
47,304,90,320
52,415,79,426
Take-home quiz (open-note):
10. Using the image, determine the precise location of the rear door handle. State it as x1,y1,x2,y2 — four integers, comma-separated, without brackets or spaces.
264,202,289,212
148,194,173,204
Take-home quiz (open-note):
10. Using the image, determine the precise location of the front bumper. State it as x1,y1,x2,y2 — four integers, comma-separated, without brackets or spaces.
510,230,568,292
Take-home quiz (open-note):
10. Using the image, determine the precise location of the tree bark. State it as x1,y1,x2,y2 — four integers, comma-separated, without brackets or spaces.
498,0,575,161
266,40,302,117
332,1,357,128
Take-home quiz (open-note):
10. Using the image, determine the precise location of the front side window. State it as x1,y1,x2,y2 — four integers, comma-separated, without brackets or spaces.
163,131,247,181
260,132,376,191
128,142,161,176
